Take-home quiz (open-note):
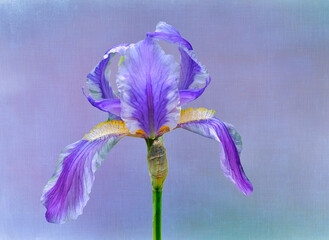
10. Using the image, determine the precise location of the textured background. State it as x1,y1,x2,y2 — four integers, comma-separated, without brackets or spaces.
1,0,329,239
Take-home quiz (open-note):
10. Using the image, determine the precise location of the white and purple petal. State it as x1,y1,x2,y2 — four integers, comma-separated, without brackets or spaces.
86,44,129,100
177,108,252,195
85,44,129,119
86,56,115,100
179,77,211,105
224,122,243,156
83,88,121,117
117,37,180,138
41,121,129,223
147,22,209,104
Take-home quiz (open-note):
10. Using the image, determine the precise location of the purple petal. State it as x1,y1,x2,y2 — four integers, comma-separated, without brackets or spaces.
178,117,253,195
152,21,182,37
117,37,180,137
148,31,192,50
179,76,211,105
103,43,130,58
86,56,115,100
87,44,130,100
83,88,121,118
224,122,243,156
41,121,128,223
147,22,209,93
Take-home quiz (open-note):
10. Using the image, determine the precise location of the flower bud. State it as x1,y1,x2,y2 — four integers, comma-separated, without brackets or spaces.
147,139,168,191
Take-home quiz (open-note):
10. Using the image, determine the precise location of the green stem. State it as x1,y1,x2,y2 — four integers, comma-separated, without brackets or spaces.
153,188,162,240
147,137,167,240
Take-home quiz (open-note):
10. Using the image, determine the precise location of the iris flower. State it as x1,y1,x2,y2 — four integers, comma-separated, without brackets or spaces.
41,22,253,239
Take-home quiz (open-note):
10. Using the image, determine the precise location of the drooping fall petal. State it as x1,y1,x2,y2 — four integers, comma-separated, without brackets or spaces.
223,122,243,156
40,120,129,223
117,37,181,138
177,108,253,195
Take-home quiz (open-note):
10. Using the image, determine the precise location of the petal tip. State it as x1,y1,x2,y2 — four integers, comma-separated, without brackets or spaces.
242,182,253,196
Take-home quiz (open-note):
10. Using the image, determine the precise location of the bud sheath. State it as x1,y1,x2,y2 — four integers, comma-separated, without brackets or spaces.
147,138,168,190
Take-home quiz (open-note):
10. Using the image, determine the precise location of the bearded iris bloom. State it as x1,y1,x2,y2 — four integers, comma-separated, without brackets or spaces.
41,22,253,238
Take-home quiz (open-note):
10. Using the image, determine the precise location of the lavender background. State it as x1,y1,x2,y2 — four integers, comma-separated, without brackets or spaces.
1,1,329,239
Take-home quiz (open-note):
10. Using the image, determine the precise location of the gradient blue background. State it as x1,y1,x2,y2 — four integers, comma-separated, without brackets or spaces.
1,1,329,239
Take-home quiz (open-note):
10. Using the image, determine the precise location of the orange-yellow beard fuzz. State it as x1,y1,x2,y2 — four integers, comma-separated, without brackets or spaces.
156,126,171,137
83,120,129,141
179,107,216,124
129,129,148,139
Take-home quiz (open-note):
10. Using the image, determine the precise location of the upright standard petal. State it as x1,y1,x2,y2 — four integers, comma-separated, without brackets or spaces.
41,120,129,223
85,44,129,119
83,88,121,117
147,22,209,104
177,108,253,195
179,77,211,105
117,37,180,138
86,44,130,100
